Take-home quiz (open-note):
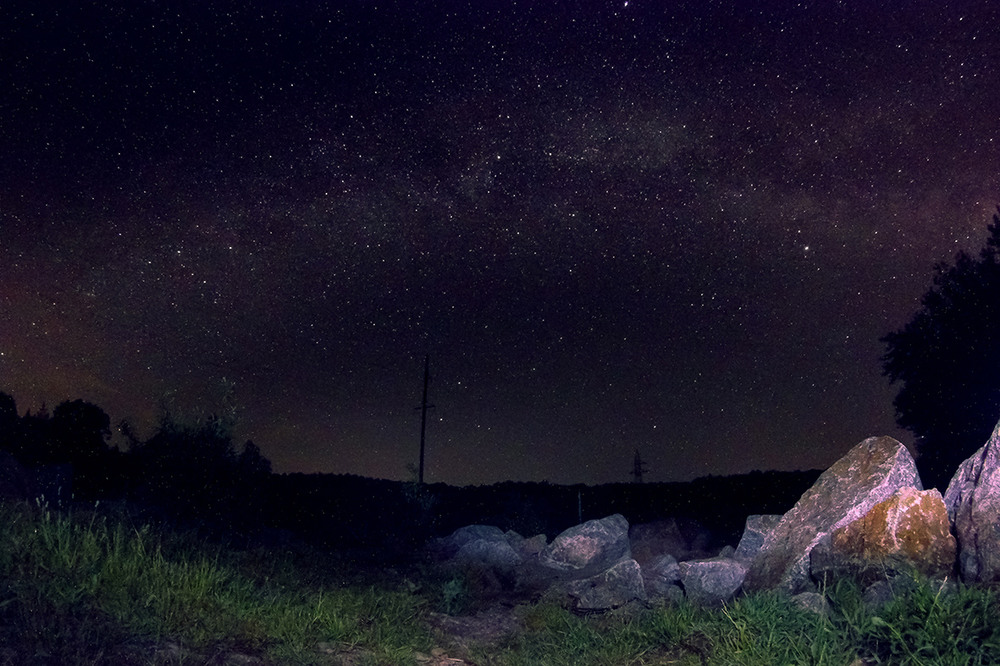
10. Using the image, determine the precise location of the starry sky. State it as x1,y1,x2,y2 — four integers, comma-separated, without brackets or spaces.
2,1,999,486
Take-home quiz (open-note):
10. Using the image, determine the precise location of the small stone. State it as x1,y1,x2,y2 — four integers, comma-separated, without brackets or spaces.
791,591,830,617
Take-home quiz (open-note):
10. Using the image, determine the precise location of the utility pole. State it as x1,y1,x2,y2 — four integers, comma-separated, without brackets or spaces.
416,355,434,484
631,448,648,484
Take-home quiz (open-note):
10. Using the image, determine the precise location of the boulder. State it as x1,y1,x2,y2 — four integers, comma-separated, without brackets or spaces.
563,558,647,610
427,524,508,561
630,517,713,564
944,419,1000,584
540,514,631,577
743,436,922,594
810,486,955,585
641,553,683,601
505,530,547,558
734,514,782,564
453,538,523,573
679,557,746,607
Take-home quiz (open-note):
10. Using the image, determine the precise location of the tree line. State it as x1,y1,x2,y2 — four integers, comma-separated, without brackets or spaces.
0,394,271,537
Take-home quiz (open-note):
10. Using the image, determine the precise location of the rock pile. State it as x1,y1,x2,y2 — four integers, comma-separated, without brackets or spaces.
428,420,1000,612
429,512,742,610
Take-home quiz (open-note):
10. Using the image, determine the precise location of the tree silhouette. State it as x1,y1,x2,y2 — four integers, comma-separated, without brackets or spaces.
51,400,112,464
0,392,16,424
0,392,18,453
51,399,120,499
131,412,238,522
882,210,1000,489
13,403,52,468
129,409,273,536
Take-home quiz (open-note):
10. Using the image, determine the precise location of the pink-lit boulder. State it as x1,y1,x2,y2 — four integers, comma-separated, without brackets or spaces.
810,486,955,585
743,436,922,594
944,419,1000,585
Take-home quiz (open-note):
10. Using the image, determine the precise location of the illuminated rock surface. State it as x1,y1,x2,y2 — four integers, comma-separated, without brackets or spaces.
743,436,921,594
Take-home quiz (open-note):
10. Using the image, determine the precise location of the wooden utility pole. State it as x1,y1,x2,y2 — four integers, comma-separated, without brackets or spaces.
416,355,434,484
631,448,648,484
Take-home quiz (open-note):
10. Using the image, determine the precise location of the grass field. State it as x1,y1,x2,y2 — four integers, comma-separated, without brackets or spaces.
3,499,1000,665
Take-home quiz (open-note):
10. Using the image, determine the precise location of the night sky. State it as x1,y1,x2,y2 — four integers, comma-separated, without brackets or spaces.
2,1,999,486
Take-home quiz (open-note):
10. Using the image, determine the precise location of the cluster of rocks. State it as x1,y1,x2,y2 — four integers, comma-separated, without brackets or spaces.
425,512,720,611
428,420,1000,612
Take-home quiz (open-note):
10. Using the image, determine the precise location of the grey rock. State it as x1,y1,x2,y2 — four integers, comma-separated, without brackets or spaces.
453,538,523,572
679,557,747,607
641,554,682,599
540,514,631,577
944,419,1000,584
506,531,547,558
791,591,830,617
563,557,647,610
863,575,958,611
734,514,782,564
429,524,508,560
743,436,922,594
652,583,685,606
861,579,899,609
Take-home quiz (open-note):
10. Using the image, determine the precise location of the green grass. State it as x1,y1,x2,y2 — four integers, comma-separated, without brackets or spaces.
4,499,1000,665
0,500,432,664
473,578,1000,666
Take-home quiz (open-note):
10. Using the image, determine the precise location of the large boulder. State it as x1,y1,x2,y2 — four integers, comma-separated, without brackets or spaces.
743,436,922,594
679,557,747,607
452,538,523,573
427,525,528,591
562,558,647,610
810,486,956,585
539,514,631,577
427,524,509,561
734,514,783,564
944,419,1000,584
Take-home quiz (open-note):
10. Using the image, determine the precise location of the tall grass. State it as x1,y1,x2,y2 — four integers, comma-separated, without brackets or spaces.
468,575,1000,665
0,500,432,664
5,498,1000,665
